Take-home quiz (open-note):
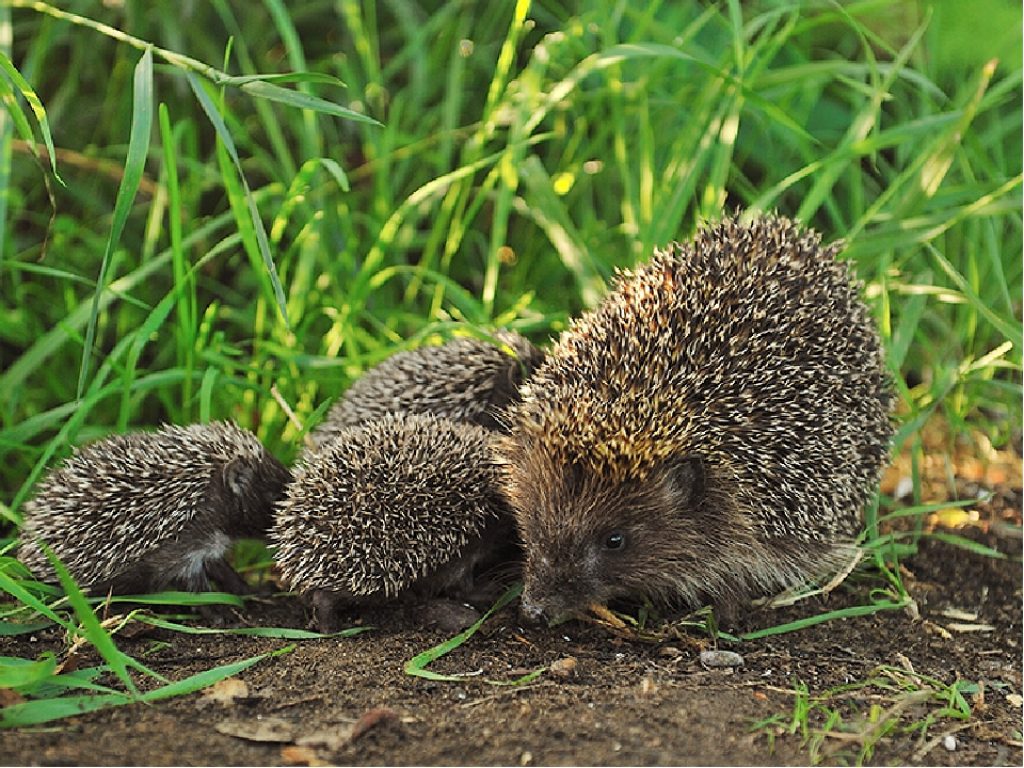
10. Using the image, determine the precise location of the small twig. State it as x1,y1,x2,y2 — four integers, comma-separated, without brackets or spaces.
588,602,627,629
894,652,922,687
820,690,933,756
270,384,314,451
12,139,160,197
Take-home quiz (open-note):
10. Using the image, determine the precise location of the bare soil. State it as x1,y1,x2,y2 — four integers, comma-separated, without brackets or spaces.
3,487,1021,766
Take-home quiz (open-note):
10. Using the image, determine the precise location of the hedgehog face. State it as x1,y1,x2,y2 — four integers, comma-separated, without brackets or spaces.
510,452,715,622
218,451,292,536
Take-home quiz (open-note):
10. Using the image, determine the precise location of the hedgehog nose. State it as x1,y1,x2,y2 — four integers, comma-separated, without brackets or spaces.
518,594,547,624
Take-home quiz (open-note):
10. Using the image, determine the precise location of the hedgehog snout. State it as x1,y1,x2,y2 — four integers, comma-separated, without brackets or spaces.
519,550,604,624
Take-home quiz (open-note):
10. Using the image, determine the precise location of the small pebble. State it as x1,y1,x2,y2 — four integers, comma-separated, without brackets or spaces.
549,656,578,679
519,750,533,765
943,735,957,752
700,650,744,668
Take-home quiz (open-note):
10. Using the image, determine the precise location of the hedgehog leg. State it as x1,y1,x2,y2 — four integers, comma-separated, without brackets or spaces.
308,588,352,633
203,556,252,595
409,598,482,633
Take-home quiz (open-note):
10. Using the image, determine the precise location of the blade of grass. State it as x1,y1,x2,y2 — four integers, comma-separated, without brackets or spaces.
734,600,910,642
77,46,153,398
138,643,296,703
138,614,369,639
9,0,377,125
925,532,1007,559
186,71,289,328
0,3,11,276
404,584,542,685
0,49,61,182
0,653,57,687
0,644,294,728
42,544,152,694
0,691,134,728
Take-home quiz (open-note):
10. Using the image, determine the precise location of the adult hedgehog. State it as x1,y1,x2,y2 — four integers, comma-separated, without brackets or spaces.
497,213,893,622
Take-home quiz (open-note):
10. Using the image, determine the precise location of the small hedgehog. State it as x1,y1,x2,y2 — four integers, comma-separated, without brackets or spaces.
18,421,292,595
309,330,544,450
498,213,894,623
272,412,514,631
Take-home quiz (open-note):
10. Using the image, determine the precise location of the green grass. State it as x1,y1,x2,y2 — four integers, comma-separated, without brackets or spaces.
0,0,1020,732
751,667,981,765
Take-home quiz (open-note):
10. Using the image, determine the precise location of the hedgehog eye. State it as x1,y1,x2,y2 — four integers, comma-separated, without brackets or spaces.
603,532,627,551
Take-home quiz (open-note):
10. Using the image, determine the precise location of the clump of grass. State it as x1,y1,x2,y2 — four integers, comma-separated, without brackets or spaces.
0,543,333,728
752,667,981,765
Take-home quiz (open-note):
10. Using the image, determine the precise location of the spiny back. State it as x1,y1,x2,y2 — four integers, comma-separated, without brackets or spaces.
18,421,269,585
273,412,507,598
310,330,543,448
508,214,893,541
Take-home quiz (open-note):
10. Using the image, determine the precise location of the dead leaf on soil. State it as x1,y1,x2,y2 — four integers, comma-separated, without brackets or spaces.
296,724,355,752
198,677,250,708
350,707,400,742
55,650,83,675
280,745,329,767
215,716,296,743
922,620,954,640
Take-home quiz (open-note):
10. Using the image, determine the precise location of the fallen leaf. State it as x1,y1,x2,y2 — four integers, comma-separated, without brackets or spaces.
55,650,83,675
280,745,328,766
296,724,355,752
350,707,399,742
216,716,295,743
198,677,249,708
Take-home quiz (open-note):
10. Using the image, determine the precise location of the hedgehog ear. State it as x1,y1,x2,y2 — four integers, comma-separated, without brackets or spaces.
224,458,256,497
663,456,705,506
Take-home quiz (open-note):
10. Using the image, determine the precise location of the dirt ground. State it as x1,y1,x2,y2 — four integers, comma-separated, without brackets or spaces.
3,485,1022,766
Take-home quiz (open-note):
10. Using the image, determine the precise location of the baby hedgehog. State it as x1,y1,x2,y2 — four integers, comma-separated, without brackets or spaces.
272,412,513,631
18,421,292,595
309,330,544,449
498,213,894,623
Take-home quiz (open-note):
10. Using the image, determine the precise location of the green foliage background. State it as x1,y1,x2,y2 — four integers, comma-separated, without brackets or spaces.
0,0,1020,525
